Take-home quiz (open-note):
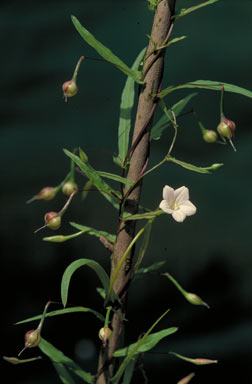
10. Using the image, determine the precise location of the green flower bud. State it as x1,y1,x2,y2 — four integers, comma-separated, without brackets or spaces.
185,292,209,308
217,118,236,139
44,212,61,230
98,326,112,347
203,129,218,143
62,181,78,196
24,329,41,349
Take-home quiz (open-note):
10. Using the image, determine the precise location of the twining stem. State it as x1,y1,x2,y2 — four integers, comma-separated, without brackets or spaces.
97,1,176,382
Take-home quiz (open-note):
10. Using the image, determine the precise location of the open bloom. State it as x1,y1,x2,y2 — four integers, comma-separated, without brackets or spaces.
159,185,196,222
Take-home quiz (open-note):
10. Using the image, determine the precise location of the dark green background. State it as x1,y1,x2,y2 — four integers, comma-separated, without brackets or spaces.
1,0,252,383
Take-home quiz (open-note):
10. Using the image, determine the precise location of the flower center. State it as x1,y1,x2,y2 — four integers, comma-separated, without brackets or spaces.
170,200,180,211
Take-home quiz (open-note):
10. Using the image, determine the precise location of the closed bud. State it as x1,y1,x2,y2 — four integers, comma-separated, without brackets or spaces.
185,292,209,309
203,130,217,143
62,79,78,101
27,187,56,204
44,211,61,230
217,118,236,139
62,56,84,102
98,326,112,347
62,181,78,196
24,329,41,349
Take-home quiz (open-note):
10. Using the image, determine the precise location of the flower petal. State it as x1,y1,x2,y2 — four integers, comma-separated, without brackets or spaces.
159,200,173,214
174,186,189,204
172,209,186,222
180,201,197,216
163,185,175,202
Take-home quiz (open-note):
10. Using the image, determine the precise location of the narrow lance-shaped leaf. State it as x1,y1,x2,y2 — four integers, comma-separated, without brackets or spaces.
151,93,198,140
70,222,116,243
132,219,153,276
43,223,115,245
111,309,170,383
113,327,178,357
174,0,219,20
15,306,105,325
122,209,164,222
166,155,223,174
96,171,134,186
122,359,136,384
64,149,120,210
71,16,143,84
39,338,94,384
61,258,118,307
158,80,252,99
116,47,146,167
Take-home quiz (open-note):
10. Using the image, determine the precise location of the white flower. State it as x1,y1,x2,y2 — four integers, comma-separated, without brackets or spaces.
159,185,197,223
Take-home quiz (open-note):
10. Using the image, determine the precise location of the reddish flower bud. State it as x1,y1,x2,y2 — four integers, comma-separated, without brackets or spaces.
27,187,56,204
44,212,61,230
217,118,236,139
62,181,78,196
62,56,84,102
24,329,41,349
62,79,78,101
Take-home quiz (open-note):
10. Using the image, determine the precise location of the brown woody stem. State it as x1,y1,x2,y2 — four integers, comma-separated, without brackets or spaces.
96,1,175,382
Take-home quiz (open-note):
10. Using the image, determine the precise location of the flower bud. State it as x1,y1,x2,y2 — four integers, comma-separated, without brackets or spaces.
44,211,61,230
62,79,78,101
217,118,236,139
98,326,112,347
185,292,209,309
62,181,78,196
27,187,56,203
62,56,84,102
202,129,217,143
24,329,41,349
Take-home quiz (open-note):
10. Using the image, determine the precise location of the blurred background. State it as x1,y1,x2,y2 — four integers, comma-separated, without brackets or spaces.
1,0,252,383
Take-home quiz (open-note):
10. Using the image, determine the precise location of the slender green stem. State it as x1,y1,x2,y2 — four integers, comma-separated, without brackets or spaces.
220,84,224,119
108,226,146,299
168,110,178,155
104,306,112,327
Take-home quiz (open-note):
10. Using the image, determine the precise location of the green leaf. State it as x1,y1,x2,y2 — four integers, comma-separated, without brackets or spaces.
70,222,116,243
132,219,153,276
71,16,143,84
39,338,94,383
53,363,77,384
158,80,252,99
113,327,178,357
151,93,198,140
61,258,117,307
122,359,136,384
166,155,223,174
170,351,218,365
116,47,146,166
15,306,105,324
111,309,170,383
64,149,120,210
174,0,219,20
97,171,134,186
122,210,164,221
